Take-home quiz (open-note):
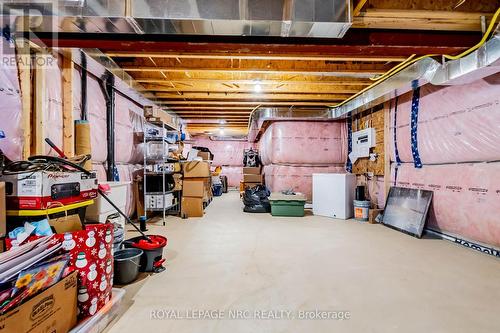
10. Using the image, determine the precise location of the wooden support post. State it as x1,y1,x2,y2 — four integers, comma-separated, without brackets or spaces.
62,53,75,157
15,38,32,159
383,101,392,199
33,52,46,155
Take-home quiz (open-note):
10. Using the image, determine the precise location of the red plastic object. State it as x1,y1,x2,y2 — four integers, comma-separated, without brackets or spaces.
132,235,167,250
98,183,111,193
154,259,166,268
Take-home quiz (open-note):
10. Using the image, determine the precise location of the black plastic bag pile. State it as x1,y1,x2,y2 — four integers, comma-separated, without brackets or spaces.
242,185,271,213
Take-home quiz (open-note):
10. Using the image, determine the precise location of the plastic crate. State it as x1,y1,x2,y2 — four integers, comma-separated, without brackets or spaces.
270,200,306,217
69,288,125,333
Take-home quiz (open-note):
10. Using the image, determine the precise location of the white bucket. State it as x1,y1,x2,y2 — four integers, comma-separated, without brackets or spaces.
86,181,130,224
353,200,370,222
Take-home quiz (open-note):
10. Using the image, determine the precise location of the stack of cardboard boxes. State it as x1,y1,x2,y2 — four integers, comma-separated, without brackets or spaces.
181,161,212,218
240,166,264,193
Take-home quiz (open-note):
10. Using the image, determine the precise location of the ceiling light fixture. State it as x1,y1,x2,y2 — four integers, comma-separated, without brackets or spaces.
219,127,225,136
253,80,262,93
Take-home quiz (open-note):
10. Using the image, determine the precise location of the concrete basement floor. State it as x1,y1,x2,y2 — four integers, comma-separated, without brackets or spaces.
106,191,500,333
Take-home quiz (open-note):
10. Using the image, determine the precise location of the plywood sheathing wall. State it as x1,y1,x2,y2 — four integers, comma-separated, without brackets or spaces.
352,104,385,176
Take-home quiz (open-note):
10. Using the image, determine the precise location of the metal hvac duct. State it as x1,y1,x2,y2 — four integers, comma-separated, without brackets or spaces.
2,0,352,38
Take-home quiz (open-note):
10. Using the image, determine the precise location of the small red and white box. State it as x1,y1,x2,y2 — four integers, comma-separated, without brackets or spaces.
2,171,98,210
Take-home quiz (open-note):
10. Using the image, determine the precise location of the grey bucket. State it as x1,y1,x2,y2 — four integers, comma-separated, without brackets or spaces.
113,248,143,285
353,200,370,222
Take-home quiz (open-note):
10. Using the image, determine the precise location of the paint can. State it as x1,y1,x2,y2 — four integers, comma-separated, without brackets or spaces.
353,200,370,222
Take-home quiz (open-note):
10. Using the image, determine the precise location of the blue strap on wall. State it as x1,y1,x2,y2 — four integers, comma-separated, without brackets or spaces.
410,82,423,168
346,116,352,173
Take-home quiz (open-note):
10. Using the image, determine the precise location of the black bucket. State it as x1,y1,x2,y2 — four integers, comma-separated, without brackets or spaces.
123,235,167,273
113,248,143,285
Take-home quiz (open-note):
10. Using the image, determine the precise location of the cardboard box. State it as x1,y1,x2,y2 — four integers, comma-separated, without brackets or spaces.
2,171,98,210
369,209,383,224
243,174,264,183
182,179,205,198
0,182,5,238
244,182,262,189
197,151,211,161
181,197,204,217
0,271,78,333
182,161,211,178
173,174,183,191
243,167,261,175
144,105,173,124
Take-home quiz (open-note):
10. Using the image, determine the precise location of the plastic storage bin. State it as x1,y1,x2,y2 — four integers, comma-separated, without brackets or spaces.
69,288,125,333
212,184,223,196
269,193,306,217
86,182,130,224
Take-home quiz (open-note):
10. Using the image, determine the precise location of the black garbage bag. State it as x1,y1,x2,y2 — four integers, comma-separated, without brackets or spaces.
243,185,271,213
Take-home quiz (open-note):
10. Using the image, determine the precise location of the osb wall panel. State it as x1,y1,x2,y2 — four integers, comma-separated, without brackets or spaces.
352,105,385,176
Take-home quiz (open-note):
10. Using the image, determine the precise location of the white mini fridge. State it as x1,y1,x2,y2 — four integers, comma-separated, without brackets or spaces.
312,173,356,219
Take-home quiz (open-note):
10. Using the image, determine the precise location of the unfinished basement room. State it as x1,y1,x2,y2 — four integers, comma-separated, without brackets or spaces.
0,0,499,332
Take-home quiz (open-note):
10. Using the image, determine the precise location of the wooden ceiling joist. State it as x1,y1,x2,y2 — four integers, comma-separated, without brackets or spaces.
154,92,353,100
158,101,332,106
134,78,373,86
108,51,407,63
140,84,362,94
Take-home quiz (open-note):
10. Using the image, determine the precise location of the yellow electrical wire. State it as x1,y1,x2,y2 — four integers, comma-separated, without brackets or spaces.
329,6,500,108
444,7,500,60
369,54,416,81
246,7,500,131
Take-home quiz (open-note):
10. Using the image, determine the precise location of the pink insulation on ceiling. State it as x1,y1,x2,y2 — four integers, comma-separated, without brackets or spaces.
0,38,23,160
87,76,108,163
392,162,500,248
263,164,346,201
219,166,243,188
260,121,347,166
191,136,255,166
390,74,500,164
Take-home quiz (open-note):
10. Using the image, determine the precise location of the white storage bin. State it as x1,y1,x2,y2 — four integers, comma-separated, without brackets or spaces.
86,182,130,223
69,288,125,333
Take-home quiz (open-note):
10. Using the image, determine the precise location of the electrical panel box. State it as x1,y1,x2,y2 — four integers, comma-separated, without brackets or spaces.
349,128,376,164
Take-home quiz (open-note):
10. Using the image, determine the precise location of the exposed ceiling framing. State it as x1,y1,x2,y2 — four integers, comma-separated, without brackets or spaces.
34,0,498,135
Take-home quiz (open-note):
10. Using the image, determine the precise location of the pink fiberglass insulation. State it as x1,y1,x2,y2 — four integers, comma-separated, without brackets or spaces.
219,166,243,187
115,94,144,164
392,162,500,248
260,121,347,166
0,38,23,160
191,136,255,166
92,163,107,182
264,164,346,201
356,175,386,209
117,164,138,217
390,74,500,164
87,76,108,163
44,55,64,156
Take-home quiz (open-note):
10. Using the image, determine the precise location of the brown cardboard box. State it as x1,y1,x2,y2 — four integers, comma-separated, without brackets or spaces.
369,209,383,224
181,197,204,217
244,182,262,189
243,167,261,175
182,161,211,178
144,105,173,124
0,271,78,333
182,179,205,198
173,174,183,191
243,174,264,183
0,182,5,238
197,151,211,161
